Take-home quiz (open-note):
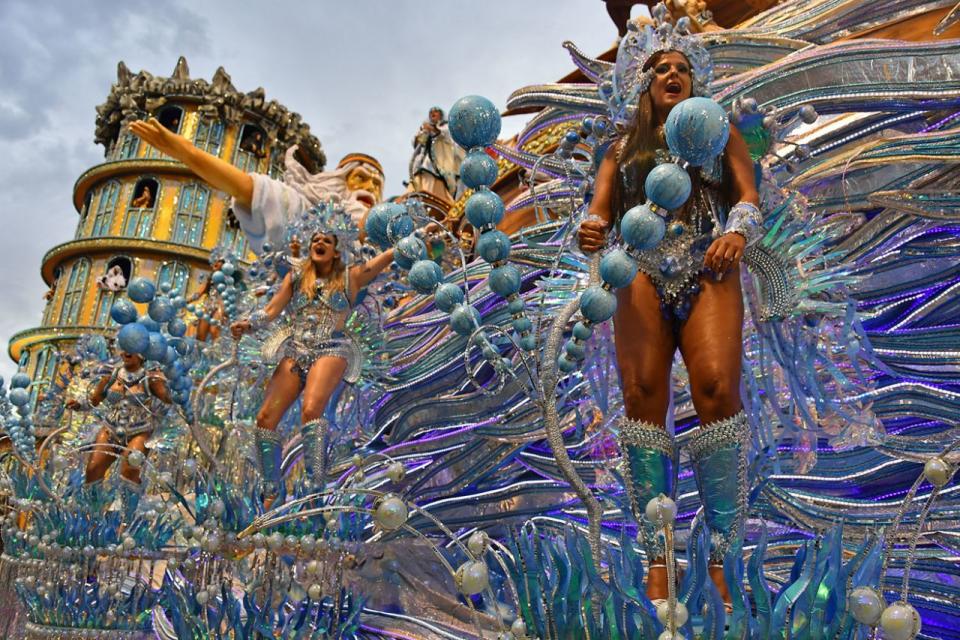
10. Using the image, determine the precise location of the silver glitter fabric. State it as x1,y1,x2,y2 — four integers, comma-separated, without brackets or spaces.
95,367,166,443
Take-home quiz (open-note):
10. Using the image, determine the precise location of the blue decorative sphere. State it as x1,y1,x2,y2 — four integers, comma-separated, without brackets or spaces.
117,323,150,355
664,97,730,167
464,190,505,229
488,264,521,298
460,149,499,189
557,355,577,373
171,295,186,309
175,338,192,356
138,315,161,333
211,271,226,285
11,372,31,389
449,304,481,336
110,299,138,325
394,235,427,270
365,202,406,249
518,334,536,351
572,321,593,341
127,278,157,303
387,214,414,244
148,297,175,323
8,388,30,407
164,346,178,365
449,95,502,149
600,249,639,289
434,283,465,313
168,318,187,337
511,317,532,334
565,339,586,360
580,286,617,323
146,332,168,361
221,262,235,276
659,255,682,278
408,260,444,295
476,230,511,264
507,298,525,314
645,163,692,211
621,203,666,250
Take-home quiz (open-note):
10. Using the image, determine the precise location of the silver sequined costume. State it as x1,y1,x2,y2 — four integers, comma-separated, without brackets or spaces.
619,151,728,322
270,272,361,385
92,367,167,444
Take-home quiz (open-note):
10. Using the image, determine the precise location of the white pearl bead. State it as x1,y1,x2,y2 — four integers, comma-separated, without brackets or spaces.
374,496,408,530
386,461,406,483
645,494,678,527
879,602,920,640
655,600,689,627
658,631,684,640
467,530,489,556
923,457,953,488
456,560,489,595
307,583,322,600
848,586,883,626
510,618,528,637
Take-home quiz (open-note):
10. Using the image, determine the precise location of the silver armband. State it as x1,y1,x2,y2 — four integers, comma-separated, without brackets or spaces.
724,201,763,246
247,309,269,331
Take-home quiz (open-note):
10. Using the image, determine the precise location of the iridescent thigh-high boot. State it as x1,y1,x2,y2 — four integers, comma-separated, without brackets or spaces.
619,418,677,562
688,410,750,565
300,418,328,490
255,427,283,501
117,476,143,523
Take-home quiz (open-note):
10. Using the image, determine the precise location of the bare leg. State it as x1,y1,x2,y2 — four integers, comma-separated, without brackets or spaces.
679,271,745,604
119,433,150,484
615,273,677,423
85,428,116,484
300,356,348,423
256,358,305,432
614,273,678,600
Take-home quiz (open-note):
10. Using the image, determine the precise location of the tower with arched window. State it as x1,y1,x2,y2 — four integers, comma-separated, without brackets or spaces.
7,57,325,412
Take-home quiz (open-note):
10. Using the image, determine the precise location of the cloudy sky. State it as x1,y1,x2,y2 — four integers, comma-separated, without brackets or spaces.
0,1,643,382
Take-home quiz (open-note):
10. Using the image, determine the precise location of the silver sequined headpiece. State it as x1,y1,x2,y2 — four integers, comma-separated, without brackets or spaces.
286,199,361,264
615,3,714,101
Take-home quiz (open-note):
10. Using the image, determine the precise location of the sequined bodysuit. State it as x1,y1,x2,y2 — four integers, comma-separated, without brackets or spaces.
619,152,729,322
277,272,360,384
94,367,166,443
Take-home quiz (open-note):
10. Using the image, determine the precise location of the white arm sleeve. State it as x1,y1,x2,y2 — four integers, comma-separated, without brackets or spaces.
231,173,313,255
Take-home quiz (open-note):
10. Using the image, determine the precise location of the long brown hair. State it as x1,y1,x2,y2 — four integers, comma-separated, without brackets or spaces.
611,51,699,220
298,233,345,300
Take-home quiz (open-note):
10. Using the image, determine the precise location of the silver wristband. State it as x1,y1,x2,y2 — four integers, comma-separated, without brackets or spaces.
724,201,763,246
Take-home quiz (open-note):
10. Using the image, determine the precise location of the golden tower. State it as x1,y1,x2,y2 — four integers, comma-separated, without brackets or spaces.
7,57,325,407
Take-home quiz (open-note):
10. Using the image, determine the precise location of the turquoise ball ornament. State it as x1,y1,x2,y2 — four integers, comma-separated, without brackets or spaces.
409,260,444,295
476,230,511,263
434,283,465,313
394,236,427,271
664,97,730,167
489,264,521,297
519,333,536,350
572,321,593,341
138,314,161,333
146,332,168,362
127,277,157,303
11,372,30,388
148,297,175,323
461,149,499,189
167,318,187,338
387,213,414,243
118,322,150,355
450,304,481,336
600,249,638,289
8,388,30,407
557,354,577,373
645,163,691,211
449,95,502,149
365,202,406,249
465,190,505,229
564,339,586,360
580,286,617,323
511,316,532,333
507,298,525,314
110,299,138,325
621,203,666,250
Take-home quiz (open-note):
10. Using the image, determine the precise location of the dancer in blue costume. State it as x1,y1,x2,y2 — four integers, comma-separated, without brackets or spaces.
578,31,761,601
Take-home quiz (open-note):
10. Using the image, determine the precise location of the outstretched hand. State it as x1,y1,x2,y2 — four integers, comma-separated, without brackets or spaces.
230,320,251,340
128,118,188,160
704,232,746,275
